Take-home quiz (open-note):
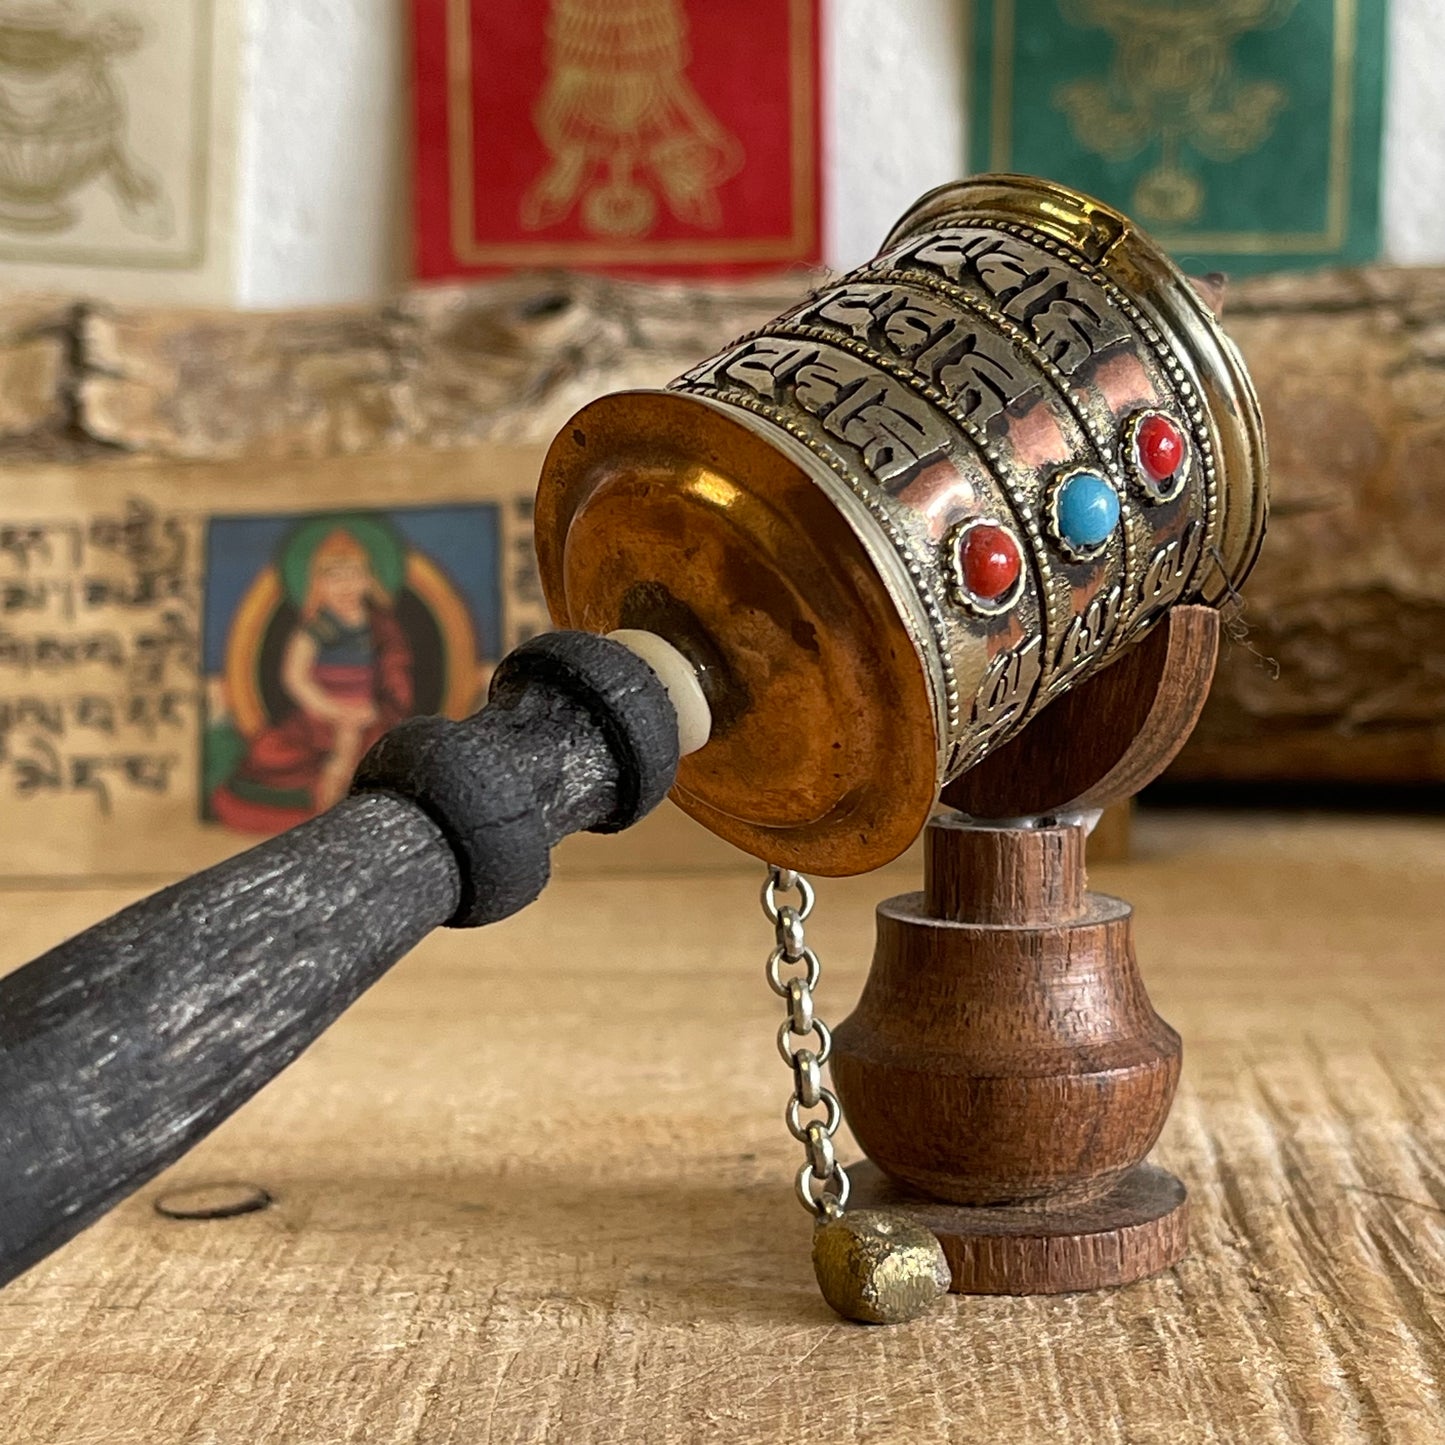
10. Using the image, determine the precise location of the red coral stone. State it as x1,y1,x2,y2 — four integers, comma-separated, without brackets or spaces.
1136,413,1185,482
960,524,1021,601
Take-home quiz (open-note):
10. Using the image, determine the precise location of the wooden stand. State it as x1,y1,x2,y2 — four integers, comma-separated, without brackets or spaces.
833,606,1220,1295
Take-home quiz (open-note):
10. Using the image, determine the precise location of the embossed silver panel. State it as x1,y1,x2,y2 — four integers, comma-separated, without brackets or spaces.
672,189,1263,780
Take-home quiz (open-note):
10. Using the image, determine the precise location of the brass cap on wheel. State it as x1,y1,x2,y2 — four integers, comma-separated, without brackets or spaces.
534,391,939,875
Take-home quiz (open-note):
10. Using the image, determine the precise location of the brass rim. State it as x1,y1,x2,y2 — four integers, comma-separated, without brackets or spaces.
535,390,939,875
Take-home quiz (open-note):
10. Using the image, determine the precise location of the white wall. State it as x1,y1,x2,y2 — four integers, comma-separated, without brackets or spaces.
1382,0,1445,263
823,0,965,273
237,0,1444,307
237,0,406,307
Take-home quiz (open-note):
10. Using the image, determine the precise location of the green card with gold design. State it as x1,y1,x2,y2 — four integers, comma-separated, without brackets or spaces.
967,0,1387,275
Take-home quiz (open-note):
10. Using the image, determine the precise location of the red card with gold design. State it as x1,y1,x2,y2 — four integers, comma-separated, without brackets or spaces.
411,0,822,278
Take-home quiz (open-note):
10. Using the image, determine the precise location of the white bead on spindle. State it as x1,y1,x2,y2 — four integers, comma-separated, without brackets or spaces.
606,629,712,757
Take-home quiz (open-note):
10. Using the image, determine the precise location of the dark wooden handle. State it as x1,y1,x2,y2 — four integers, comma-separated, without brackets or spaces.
0,632,679,1287
0,794,459,1286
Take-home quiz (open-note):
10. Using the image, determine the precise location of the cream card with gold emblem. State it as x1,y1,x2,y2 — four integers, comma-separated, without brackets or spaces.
0,0,239,302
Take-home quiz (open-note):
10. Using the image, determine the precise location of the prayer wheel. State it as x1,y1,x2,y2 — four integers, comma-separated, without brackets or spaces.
536,174,1267,874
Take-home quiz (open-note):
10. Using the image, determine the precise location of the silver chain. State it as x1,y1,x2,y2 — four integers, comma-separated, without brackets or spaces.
762,864,850,1220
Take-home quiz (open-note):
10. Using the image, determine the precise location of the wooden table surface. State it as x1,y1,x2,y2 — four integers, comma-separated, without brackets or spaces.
1,811,1442,1444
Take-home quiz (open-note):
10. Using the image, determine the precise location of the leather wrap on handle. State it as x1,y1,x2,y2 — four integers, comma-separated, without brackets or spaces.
0,632,680,1287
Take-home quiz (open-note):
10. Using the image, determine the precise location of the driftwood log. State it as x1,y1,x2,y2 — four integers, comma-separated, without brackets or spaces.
1,265,1441,783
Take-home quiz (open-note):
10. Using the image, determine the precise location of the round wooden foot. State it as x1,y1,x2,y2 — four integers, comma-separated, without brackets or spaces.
847,1160,1188,1295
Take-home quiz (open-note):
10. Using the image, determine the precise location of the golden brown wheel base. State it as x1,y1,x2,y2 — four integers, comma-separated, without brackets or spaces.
847,1161,1189,1296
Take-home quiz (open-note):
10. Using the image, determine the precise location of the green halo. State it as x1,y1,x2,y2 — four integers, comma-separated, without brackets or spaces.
277,513,406,605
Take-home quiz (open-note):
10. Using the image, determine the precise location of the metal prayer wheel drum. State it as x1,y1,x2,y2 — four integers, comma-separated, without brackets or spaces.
535,175,1267,875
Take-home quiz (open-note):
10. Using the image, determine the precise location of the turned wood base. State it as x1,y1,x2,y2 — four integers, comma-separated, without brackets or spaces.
829,608,1221,1301
847,1160,1188,1295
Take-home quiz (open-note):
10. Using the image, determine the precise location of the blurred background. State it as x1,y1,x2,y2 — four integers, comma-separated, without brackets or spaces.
0,0,1438,879
3,12,1441,1434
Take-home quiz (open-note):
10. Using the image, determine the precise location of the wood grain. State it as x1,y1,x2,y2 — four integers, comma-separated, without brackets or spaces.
1176,268,1445,783
832,824,1180,1209
924,814,1086,923
0,793,460,1289
943,606,1220,818
0,810,1441,1443
68,275,810,461
849,1159,1189,1296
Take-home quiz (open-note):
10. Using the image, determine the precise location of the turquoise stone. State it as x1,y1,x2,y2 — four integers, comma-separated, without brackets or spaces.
1055,473,1120,551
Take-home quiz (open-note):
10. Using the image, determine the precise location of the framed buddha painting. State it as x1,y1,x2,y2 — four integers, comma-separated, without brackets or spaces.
202,506,502,834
